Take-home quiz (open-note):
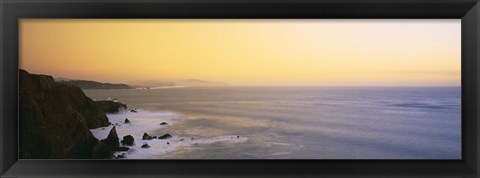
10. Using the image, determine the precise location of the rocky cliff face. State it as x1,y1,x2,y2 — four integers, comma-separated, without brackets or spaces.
95,101,127,114
19,69,114,159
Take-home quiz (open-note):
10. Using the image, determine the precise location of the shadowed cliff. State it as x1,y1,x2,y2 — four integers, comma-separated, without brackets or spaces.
95,101,127,114
19,69,118,159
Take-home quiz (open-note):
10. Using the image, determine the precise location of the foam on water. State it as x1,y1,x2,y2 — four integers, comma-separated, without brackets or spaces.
90,109,248,159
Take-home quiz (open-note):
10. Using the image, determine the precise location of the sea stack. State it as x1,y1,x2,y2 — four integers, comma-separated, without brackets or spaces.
101,126,120,148
142,133,153,140
121,135,135,146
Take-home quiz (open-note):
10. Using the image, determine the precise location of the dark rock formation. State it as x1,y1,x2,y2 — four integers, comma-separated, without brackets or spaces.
19,69,113,159
141,143,151,148
121,135,135,146
130,109,138,113
114,147,130,152
160,122,168,125
124,118,130,124
95,101,127,114
58,80,134,89
158,134,172,139
91,142,114,159
142,133,153,140
101,127,120,148
117,153,126,159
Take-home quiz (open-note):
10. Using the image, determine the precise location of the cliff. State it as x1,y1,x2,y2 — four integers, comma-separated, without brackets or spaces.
19,69,115,159
95,101,127,114
58,80,134,89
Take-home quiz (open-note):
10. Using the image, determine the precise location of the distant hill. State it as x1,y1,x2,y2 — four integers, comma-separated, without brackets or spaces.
131,79,227,88
58,80,134,89
130,80,176,89
54,77,226,89
174,79,228,87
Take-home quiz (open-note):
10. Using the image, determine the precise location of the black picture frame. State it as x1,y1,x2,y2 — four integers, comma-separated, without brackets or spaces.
1,0,479,177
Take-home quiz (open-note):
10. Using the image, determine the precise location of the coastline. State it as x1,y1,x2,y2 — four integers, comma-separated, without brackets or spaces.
90,109,248,159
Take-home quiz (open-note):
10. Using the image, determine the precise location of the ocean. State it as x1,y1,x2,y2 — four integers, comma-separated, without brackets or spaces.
85,86,461,159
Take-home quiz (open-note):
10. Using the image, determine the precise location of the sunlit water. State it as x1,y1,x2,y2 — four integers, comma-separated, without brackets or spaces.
84,86,461,159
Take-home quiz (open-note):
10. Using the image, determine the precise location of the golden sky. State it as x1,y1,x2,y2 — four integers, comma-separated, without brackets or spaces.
20,19,460,86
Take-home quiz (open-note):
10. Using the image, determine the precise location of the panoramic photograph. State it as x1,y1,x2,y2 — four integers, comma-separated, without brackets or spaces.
19,19,460,159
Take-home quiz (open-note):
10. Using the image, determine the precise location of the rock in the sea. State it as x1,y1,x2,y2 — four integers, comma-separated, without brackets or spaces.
117,153,126,159
158,134,172,139
124,118,130,124
101,126,120,148
114,147,130,152
130,109,138,113
19,69,113,159
142,133,153,140
160,122,168,125
141,143,150,148
121,135,135,146
152,136,157,139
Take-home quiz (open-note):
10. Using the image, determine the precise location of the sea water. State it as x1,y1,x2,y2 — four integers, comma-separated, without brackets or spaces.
85,86,461,159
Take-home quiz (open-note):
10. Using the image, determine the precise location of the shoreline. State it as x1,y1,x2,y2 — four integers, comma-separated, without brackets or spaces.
90,109,248,159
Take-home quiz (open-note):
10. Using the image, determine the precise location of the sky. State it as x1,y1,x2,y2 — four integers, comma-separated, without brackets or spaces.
20,19,460,86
